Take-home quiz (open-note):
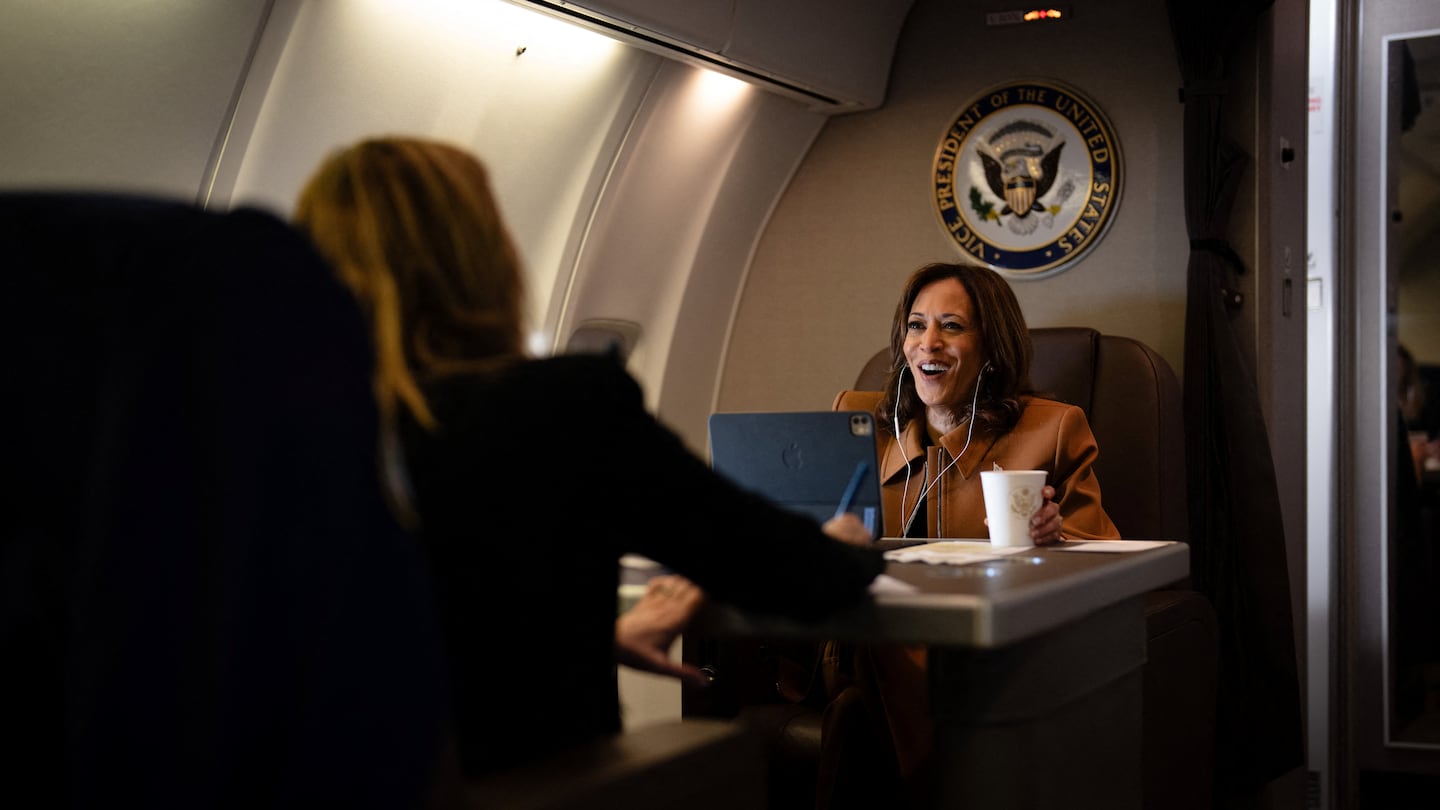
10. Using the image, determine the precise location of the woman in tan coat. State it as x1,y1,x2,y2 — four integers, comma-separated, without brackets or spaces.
835,261,1118,542
823,261,1119,808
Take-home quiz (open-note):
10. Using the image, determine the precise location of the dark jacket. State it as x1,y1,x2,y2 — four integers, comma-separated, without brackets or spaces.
401,354,885,776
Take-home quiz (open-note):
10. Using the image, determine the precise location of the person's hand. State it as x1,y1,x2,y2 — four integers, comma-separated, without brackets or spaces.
822,512,875,547
614,575,709,688
1030,485,1065,545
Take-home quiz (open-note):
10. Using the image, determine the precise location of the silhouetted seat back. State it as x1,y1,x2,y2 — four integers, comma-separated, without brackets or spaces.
465,718,765,810
0,192,450,809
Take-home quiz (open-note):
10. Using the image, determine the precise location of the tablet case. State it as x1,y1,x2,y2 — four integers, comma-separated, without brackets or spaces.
707,410,882,535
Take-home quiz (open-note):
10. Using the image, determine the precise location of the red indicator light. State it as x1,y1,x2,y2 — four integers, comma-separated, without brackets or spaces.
985,7,1069,26
1022,9,1064,22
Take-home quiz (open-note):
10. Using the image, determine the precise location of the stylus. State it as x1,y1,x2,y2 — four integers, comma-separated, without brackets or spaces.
834,461,870,519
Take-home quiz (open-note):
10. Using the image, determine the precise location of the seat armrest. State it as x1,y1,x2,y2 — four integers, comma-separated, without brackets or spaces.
464,719,763,810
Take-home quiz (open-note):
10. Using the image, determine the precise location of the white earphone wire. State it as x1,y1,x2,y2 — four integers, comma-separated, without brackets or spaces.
895,363,912,526
898,362,985,536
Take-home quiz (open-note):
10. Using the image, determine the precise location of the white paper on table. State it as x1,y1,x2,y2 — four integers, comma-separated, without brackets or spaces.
1053,540,1176,553
883,540,1034,566
620,553,662,569
868,573,920,593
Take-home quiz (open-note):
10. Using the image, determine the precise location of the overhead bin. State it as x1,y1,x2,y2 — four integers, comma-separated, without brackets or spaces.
509,0,914,112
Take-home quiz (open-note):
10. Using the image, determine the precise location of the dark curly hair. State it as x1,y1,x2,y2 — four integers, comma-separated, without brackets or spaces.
875,262,1034,437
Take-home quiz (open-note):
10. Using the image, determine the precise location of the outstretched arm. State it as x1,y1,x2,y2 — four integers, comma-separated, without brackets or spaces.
614,575,709,687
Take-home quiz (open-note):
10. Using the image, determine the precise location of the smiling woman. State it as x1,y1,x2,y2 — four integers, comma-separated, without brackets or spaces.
845,261,1114,544
823,260,1121,805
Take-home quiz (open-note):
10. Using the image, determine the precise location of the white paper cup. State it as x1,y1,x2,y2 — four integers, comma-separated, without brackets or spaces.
980,470,1048,548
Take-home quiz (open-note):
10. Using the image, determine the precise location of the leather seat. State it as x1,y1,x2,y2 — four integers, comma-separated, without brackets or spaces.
686,326,1219,810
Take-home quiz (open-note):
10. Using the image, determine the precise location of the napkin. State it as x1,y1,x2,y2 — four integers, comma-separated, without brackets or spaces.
883,540,1035,565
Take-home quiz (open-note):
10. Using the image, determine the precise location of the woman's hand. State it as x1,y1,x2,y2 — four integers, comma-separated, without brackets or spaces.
1030,485,1065,545
822,512,875,547
614,575,709,687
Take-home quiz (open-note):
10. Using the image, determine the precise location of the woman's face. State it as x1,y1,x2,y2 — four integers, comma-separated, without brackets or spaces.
903,277,986,418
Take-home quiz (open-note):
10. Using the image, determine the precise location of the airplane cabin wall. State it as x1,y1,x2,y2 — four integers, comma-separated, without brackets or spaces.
3,0,1203,478
0,0,273,199
716,0,1190,414
218,0,668,367
210,1,852,458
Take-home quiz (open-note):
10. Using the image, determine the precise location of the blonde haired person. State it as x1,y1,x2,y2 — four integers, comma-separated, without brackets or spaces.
294,136,883,777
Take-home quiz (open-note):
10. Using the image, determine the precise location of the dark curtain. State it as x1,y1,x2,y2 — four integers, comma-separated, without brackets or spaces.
1165,0,1305,799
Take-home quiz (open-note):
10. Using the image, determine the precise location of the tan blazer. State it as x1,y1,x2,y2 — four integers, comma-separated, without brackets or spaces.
833,390,1119,540
828,390,1123,790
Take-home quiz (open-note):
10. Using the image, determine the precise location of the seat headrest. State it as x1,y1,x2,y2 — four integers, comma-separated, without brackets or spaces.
1029,327,1100,409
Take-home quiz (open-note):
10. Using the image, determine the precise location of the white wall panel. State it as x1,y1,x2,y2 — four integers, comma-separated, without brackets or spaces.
554,64,825,445
0,0,271,198
513,0,912,110
221,0,661,350
542,0,735,53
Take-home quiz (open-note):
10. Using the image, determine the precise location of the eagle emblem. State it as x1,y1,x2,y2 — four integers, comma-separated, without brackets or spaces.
931,79,1122,277
976,120,1071,236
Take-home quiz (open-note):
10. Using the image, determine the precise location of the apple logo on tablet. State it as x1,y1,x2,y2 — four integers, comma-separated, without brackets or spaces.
781,441,805,470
